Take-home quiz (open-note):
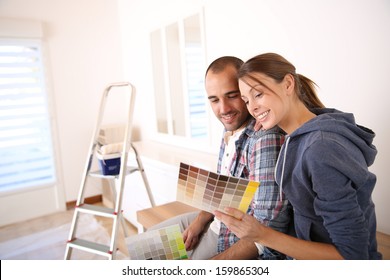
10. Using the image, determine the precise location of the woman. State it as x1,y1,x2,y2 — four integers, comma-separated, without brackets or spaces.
215,53,382,260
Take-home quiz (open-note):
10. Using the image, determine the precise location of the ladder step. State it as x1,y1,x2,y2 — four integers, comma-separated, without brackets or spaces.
76,203,118,218
89,166,140,179
67,238,112,258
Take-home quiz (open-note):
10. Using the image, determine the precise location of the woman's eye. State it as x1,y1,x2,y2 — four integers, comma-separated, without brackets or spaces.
255,92,263,98
241,98,249,105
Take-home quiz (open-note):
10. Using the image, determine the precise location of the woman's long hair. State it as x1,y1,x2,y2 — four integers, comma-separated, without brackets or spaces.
238,53,325,109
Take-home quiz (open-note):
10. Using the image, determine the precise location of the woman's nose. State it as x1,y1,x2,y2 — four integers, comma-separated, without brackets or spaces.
248,101,258,114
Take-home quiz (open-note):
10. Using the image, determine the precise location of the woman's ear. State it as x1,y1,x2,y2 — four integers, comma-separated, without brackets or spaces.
284,74,295,95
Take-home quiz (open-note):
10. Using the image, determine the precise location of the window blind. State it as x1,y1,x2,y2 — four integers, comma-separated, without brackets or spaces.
0,40,56,191
184,43,208,139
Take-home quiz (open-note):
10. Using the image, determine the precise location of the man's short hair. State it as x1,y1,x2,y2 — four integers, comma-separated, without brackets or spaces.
205,56,243,77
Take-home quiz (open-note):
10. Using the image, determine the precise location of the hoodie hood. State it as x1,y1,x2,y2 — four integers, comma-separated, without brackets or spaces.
276,108,377,199
291,108,377,166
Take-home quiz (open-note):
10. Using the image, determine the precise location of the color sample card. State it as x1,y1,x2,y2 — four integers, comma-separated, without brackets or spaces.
176,162,260,214
126,224,188,260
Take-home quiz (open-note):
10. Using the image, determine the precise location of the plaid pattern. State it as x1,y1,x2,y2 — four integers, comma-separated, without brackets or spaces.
216,119,291,259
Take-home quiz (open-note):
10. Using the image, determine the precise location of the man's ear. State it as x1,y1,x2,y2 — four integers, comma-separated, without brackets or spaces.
284,74,295,95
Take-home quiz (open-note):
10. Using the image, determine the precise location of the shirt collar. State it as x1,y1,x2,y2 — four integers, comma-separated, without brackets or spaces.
223,117,255,144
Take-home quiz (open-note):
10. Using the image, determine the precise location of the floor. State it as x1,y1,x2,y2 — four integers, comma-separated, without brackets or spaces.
0,203,138,260
377,231,390,260
0,205,389,260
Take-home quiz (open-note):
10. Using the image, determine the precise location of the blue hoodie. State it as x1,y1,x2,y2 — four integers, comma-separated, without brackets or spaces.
275,108,382,259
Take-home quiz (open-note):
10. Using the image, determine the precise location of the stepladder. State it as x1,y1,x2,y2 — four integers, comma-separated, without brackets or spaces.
64,82,155,260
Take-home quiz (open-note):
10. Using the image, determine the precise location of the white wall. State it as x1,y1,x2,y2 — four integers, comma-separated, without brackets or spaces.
0,0,125,202
118,0,390,234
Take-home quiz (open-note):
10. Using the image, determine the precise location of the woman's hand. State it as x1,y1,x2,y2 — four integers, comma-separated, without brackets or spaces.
214,207,265,243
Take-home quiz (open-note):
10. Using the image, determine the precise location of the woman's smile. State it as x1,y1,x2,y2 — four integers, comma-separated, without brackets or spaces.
254,109,270,121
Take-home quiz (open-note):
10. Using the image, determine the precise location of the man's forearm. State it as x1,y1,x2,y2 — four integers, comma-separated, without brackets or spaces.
196,210,214,226
209,239,258,260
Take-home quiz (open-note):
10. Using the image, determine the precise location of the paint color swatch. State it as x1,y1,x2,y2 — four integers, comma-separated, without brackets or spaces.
176,162,260,214
126,224,188,260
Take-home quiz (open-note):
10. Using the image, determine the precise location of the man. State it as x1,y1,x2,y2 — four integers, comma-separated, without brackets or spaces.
151,56,291,259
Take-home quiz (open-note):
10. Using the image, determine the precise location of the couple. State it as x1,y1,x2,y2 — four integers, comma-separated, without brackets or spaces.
152,53,382,260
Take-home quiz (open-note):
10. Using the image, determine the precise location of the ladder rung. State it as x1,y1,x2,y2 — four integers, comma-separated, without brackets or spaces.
89,166,140,179
76,203,117,218
67,238,112,258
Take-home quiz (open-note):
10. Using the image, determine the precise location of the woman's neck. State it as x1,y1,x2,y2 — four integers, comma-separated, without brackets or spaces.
281,102,316,135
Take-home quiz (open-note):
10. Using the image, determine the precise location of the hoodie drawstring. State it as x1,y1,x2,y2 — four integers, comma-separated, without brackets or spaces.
277,136,290,201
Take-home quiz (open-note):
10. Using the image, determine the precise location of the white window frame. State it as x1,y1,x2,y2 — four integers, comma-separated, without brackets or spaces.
0,19,63,197
0,19,65,226
150,9,219,154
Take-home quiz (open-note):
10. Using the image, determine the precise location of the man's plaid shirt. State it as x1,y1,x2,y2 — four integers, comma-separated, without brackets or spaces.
216,118,292,259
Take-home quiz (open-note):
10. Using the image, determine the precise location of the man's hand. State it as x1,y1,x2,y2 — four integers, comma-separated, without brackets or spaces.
183,220,203,251
254,119,263,131
183,211,213,251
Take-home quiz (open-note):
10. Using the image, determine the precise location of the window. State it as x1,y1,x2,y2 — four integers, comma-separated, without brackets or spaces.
0,39,56,192
150,11,210,146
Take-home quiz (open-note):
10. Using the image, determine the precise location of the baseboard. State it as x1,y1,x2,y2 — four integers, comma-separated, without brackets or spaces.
66,195,103,210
